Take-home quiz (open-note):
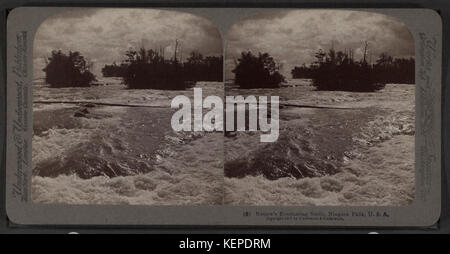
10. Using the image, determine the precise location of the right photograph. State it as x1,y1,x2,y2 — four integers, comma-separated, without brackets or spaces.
224,10,415,206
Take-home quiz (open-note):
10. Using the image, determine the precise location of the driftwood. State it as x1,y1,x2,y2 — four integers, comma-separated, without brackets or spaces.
280,103,357,110
33,100,167,108
33,100,358,110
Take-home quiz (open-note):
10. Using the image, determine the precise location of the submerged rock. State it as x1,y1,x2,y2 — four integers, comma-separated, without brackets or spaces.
73,112,86,118
34,149,154,179
225,135,340,180
82,103,96,108
73,107,90,118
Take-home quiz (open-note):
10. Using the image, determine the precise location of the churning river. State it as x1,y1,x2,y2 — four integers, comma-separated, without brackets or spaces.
32,78,415,206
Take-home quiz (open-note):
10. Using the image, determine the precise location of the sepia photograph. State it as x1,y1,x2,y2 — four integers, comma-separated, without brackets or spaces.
4,1,446,231
224,10,415,206
31,8,225,205
31,8,416,207
4,4,445,229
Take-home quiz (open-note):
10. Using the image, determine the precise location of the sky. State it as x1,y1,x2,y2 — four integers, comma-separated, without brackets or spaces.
33,8,223,78
225,10,415,79
33,9,414,80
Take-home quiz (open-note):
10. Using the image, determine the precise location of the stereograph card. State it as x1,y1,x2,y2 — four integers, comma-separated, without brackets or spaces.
5,7,442,227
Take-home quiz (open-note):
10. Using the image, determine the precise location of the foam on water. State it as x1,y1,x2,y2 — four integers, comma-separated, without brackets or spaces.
223,80,415,206
32,79,414,206
224,135,414,206
32,82,224,205
32,132,224,205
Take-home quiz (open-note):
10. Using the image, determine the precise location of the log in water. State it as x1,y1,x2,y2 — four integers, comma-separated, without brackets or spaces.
34,100,358,110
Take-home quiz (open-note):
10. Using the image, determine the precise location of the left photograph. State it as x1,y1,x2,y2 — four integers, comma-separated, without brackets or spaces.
31,8,224,205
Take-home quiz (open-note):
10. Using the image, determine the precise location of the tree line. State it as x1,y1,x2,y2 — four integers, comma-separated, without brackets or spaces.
101,49,223,89
43,50,96,88
43,43,222,89
118,48,222,89
291,47,414,92
101,62,127,77
232,51,285,89
42,43,413,92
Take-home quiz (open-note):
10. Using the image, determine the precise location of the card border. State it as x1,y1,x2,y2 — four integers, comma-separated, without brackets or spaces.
5,7,442,227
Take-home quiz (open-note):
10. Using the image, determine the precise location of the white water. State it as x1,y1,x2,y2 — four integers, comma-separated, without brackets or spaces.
32,78,414,206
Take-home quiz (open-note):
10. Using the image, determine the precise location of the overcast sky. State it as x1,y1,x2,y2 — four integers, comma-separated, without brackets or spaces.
34,9,414,80
226,10,414,79
33,8,222,78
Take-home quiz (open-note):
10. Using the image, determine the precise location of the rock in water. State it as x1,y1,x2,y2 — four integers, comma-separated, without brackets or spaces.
224,134,340,180
82,103,96,108
73,108,89,118
73,111,86,118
